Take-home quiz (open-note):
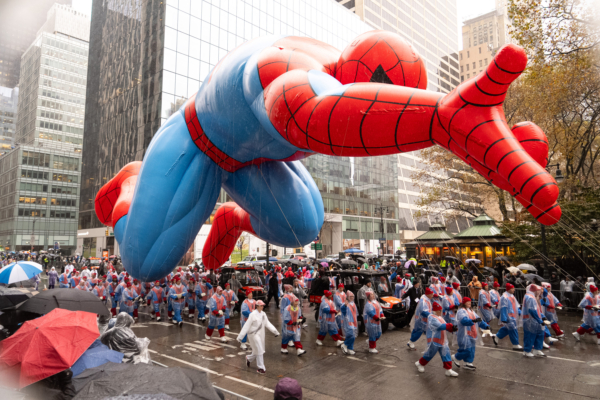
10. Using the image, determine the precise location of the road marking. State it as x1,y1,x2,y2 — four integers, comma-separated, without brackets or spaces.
185,343,216,351
476,345,586,363
346,356,397,368
148,349,275,393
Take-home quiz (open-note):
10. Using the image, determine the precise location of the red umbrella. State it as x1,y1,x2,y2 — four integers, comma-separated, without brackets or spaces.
0,308,99,388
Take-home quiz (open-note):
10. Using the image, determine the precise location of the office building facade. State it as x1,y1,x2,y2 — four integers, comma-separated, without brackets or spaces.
459,1,512,83
0,0,72,88
0,4,89,254
0,87,18,155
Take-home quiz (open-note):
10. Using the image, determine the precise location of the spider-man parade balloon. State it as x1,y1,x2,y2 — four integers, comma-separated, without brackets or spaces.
95,31,560,281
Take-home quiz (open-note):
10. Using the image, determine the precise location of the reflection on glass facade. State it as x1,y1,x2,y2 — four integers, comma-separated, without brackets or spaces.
0,87,18,155
80,0,164,230
80,0,403,256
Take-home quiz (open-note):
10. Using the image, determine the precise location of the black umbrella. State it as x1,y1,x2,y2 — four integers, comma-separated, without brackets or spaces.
483,267,499,277
285,259,301,266
74,364,222,400
0,287,33,310
72,362,137,392
494,256,511,262
17,289,110,317
445,256,459,261
340,259,358,267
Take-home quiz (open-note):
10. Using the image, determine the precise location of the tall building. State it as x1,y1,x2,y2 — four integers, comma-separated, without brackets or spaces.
0,4,89,254
0,87,18,155
459,1,512,83
0,0,72,88
338,0,466,247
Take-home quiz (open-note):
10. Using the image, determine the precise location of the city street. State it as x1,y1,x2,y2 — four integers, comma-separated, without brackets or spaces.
133,304,600,400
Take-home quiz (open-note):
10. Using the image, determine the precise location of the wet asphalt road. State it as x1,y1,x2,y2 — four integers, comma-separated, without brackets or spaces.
131,303,600,400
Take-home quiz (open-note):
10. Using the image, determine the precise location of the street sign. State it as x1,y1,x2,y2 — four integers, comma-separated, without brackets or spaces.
310,243,322,250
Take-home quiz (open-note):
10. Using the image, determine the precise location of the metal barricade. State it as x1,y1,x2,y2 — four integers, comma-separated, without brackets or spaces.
456,286,588,311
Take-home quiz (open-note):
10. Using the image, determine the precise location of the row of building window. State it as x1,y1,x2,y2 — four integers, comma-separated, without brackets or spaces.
42,79,86,97
39,110,84,126
38,120,84,135
42,68,86,87
40,88,84,106
42,56,87,78
17,208,76,218
43,36,88,58
22,152,79,171
21,170,78,183
42,47,87,68
40,99,84,116
18,197,77,206
20,182,77,195
38,132,83,145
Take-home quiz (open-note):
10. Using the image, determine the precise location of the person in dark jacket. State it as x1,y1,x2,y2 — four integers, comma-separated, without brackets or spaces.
549,272,560,292
265,272,280,308
402,280,423,326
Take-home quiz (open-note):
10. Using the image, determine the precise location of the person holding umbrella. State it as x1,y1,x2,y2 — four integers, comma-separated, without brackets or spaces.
237,300,279,375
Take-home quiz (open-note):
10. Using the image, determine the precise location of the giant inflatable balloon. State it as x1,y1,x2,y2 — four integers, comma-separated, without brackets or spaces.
95,31,560,281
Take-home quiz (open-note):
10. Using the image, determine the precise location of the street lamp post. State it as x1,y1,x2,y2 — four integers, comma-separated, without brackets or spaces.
374,205,390,256
540,163,564,276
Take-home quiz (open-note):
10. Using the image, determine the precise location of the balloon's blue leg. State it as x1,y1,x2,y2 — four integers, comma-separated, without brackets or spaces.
115,112,223,281
222,160,324,247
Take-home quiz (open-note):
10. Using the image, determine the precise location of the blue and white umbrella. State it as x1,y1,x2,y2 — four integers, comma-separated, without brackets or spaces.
0,261,43,285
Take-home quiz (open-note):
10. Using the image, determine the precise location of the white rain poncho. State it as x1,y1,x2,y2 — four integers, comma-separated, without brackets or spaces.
237,309,279,356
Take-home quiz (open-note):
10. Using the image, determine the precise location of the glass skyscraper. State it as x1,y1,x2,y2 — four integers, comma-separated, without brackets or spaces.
0,4,89,254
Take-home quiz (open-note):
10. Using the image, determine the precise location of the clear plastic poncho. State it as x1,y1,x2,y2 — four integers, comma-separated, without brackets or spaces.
454,307,483,349
341,298,358,339
522,287,544,334
410,295,432,333
498,292,521,330
100,312,151,364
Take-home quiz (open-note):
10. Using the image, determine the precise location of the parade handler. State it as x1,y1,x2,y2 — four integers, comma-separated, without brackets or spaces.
237,300,280,375
415,302,458,377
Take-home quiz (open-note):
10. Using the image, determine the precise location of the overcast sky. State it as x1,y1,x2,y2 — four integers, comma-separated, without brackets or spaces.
71,0,497,50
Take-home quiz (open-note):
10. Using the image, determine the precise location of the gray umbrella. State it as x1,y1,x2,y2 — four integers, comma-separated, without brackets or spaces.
72,362,132,392
0,287,33,310
74,364,221,400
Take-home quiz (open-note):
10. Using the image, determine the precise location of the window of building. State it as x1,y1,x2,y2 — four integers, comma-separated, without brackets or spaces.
51,185,75,195
53,156,79,171
52,173,78,183
22,151,50,167
473,62,476,69
21,170,49,180
461,75,464,82
18,208,46,217
49,210,76,219
50,198,77,207
479,60,482,67
467,73,470,78
466,64,469,71
484,58,488,64
479,47,482,54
